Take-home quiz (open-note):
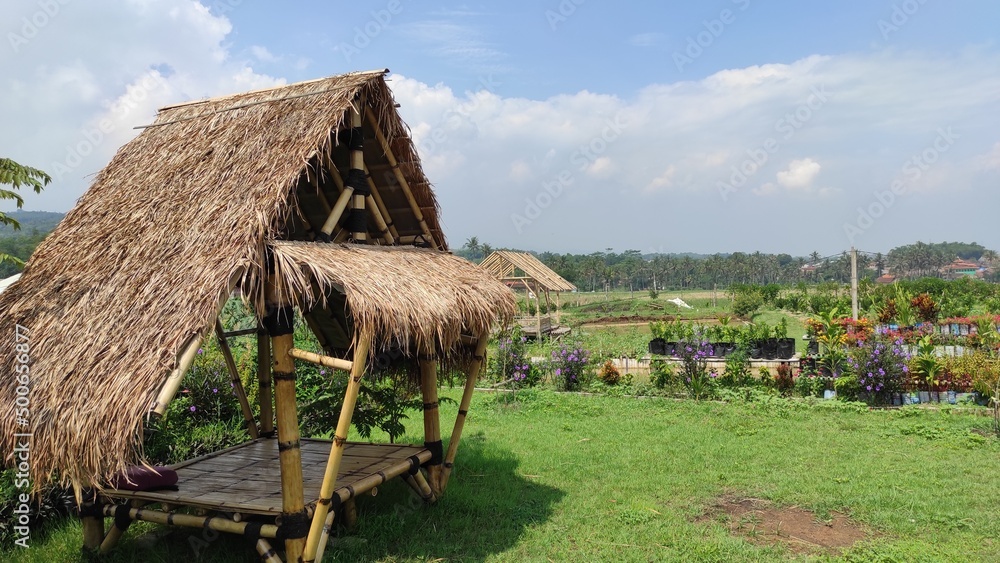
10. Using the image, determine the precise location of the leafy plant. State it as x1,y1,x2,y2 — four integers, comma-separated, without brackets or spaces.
550,342,592,391
598,360,621,385
912,335,944,391
847,336,909,404
676,327,716,400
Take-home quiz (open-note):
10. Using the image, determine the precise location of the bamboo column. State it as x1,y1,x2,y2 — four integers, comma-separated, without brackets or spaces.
555,291,561,324
257,322,274,437
419,345,444,496
150,335,202,416
535,282,543,340
348,93,368,244
79,489,103,551
440,332,489,491
266,299,307,562
302,330,372,563
215,319,259,439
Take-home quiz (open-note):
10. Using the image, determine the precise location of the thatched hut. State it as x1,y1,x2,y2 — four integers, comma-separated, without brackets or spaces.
0,69,514,562
480,250,576,338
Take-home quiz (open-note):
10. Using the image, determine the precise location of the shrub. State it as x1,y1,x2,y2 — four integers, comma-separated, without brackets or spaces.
550,342,592,391
491,326,539,388
598,360,621,385
732,291,764,319
774,363,795,396
676,328,716,399
720,346,753,388
650,360,675,389
847,336,909,405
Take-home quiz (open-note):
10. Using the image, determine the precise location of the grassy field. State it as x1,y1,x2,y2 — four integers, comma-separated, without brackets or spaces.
11,389,999,562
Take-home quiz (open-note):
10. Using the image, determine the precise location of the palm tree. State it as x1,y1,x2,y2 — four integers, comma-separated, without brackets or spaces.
0,157,49,266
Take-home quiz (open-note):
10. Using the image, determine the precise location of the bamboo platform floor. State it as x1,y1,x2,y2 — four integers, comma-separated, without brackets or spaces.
104,438,430,516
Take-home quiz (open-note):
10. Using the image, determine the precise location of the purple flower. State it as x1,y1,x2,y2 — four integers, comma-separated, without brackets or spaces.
197,348,204,355
320,369,327,375
212,388,218,394
190,406,197,412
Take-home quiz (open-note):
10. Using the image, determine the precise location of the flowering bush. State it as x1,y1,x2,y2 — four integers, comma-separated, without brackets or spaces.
847,337,909,405
676,329,717,399
492,326,539,388
598,360,621,385
550,343,591,391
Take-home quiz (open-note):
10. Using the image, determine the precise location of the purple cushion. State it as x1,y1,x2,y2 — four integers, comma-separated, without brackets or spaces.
109,466,179,491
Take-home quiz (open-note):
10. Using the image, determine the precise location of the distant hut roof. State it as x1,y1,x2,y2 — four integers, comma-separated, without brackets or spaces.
480,250,576,292
0,70,512,491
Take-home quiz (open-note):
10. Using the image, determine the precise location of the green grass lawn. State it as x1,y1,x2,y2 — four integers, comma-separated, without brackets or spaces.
9,390,1000,562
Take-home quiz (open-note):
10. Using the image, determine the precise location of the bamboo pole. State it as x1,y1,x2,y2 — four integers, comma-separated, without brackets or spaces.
289,348,353,372
535,282,542,340
80,490,103,551
257,323,274,437
555,291,562,324
348,93,368,244
364,107,438,249
441,332,489,491
100,504,279,538
150,335,202,416
222,327,259,338
268,299,307,562
366,194,393,244
215,319,259,439
419,347,443,496
256,539,283,563
302,330,372,562
319,186,354,239
403,472,436,504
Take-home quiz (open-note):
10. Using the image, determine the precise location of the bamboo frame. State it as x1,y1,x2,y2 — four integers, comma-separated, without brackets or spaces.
403,471,436,504
364,106,438,249
419,349,443,496
101,504,279,537
555,291,561,324
215,319,259,439
257,323,274,436
289,348,353,372
441,332,489,491
80,491,103,551
302,330,372,562
268,300,306,562
349,93,368,243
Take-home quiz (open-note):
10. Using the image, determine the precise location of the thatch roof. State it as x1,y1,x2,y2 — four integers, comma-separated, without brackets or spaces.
480,251,577,292
0,70,505,492
269,242,515,354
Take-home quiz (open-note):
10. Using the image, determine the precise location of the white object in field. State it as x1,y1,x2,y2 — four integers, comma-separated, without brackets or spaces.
0,273,21,294
668,297,692,309
527,291,536,300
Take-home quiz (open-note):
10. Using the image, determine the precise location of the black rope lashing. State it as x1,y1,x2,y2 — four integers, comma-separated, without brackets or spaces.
422,401,439,411
343,208,368,234
458,409,469,417
425,440,444,465
337,126,364,151
113,505,133,531
316,230,332,243
275,510,310,540
407,455,421,475
263,305,294,337
272,372,296,382
242,521,264,542
277,440,300,452
345,168,369,196
77,492,101,519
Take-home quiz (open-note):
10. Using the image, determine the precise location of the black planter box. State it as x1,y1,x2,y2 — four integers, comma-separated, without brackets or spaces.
807,339,819,356
648,338,666,355
762,338,778,360
776,338,796,359
665,341,677,356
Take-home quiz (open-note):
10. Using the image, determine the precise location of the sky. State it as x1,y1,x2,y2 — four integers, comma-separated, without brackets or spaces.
1,0,998,256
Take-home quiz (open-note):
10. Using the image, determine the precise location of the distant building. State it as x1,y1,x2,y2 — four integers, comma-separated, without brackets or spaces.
941,258,982,279
875,274,896,285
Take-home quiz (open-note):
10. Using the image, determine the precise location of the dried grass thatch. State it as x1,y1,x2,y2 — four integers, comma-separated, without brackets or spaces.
0,70,468,493
269,242,516,355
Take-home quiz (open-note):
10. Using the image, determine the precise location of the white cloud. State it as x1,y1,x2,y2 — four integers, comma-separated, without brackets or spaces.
777,158,821,190
977,142,1000,171
250,45,279,63
646,165,676,192
753,182,778,196
0,0,283,211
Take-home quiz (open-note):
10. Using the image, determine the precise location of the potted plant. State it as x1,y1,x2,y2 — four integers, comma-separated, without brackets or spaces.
913,335,943,403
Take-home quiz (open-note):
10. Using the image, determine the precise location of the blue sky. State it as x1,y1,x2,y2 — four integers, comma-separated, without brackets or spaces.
2,0,999,255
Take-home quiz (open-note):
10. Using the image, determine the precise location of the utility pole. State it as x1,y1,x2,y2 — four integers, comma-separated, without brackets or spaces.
850,247,859,320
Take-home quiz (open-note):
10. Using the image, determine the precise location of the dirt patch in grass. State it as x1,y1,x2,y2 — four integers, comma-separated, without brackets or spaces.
697,496,869,555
